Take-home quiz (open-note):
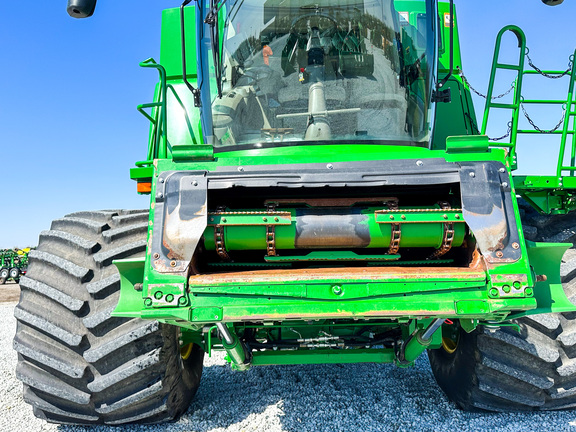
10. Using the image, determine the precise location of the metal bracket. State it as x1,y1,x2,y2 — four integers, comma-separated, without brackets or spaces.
387,201,401,255
151,171,208,273
459,162,521,263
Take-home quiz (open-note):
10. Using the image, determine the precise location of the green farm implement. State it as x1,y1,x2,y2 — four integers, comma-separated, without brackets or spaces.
1,248,30,284
14,0,576,425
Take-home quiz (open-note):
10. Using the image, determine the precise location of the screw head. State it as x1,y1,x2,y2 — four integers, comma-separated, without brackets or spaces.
502,285,511,293
153,253,160,259
327,163,334,169
332,285,343,295
501,182,509,188
274,217,279,222
238,166,244,172
154,291,163,300
525,287,534,296
489,288,499,297
178,296,187,305
263,217,268,222
159,178,164,183
416,160,424,166
193,180,198,186
499,167,506,173
165,294,174,303
469,172,475,178
170,260,177,267
512,242,520,249
496,251,504,258
389,215,394,220
144,298,153,306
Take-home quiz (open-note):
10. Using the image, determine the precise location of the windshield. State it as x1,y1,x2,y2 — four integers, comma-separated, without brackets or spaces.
206,0,437,149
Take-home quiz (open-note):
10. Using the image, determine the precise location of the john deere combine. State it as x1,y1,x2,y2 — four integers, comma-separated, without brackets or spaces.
14,0,576,424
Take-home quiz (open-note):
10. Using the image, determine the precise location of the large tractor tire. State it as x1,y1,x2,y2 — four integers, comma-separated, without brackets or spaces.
428,200,576,411
13,210,204,425
9,267,20,280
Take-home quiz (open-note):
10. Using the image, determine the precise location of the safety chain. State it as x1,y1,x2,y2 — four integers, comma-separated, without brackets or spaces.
458,67,515,100
387,200,401,255
490,121,512,142
526,51,573,79
429,202,455,259
214,205,231,261
520,103,566,133
266,203,277,257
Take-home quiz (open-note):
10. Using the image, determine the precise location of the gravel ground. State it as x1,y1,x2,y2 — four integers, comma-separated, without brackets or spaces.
2,302,576,432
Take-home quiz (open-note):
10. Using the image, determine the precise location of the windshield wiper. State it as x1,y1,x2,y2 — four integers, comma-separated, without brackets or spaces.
204,0,228,99
180,0,201,107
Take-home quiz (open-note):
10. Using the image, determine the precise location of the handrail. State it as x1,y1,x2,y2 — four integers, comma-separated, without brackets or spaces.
136,58,198,164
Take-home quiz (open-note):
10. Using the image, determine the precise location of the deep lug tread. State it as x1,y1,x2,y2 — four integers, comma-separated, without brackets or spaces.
17,361,91,405
84,321,160,363
93,240,147,268
112,212,150,226
14,305,85,347
95,380,163,415
27,250,91,283
65,211,119,222
14,209,203,425
39,230,99,254
14,329,86,379
87,348,163,393
19,276,85,312
102,222,148,244
23,387,99,422
51,217,109,235
86,273,120,296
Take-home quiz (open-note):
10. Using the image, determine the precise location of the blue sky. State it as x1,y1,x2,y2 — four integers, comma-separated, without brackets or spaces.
1,0,575,248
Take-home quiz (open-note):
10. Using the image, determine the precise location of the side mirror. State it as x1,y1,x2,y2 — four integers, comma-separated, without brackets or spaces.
67,0,97,18
541,0,564,5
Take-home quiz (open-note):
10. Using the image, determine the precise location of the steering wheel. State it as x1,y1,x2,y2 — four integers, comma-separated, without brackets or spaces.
290,13,338,35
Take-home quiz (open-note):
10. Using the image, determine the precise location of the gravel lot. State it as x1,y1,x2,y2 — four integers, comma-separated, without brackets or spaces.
2,301,576,432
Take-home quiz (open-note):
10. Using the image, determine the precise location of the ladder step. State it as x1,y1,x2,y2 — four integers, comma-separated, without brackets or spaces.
488,102,518,109
524,69,570,75
517,130,570,135
496,63,522,71
522,99,567,105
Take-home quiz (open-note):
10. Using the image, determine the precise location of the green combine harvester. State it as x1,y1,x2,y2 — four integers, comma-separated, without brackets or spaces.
1,248,30,284
14,0,576,425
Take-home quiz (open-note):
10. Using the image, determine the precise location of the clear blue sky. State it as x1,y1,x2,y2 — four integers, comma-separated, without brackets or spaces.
1,0,575,248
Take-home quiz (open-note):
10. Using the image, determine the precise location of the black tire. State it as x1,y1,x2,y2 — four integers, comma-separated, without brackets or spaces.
13,210,204,425
0,267,8,282
9,267,20,279
428,199,576,411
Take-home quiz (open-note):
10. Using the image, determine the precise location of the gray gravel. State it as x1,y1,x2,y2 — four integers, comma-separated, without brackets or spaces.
2,302,576,432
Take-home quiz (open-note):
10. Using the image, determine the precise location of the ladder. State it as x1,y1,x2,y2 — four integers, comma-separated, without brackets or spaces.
481,25,576,214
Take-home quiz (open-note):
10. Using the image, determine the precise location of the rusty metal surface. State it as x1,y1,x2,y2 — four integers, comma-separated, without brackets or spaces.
459,162,521,264
188,261,486,286
151,171,208,273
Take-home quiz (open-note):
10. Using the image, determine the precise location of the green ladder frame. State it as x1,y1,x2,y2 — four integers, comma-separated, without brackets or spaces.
481,25,576,214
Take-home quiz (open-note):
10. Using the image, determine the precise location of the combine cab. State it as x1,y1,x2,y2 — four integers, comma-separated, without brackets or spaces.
13,0,576,425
